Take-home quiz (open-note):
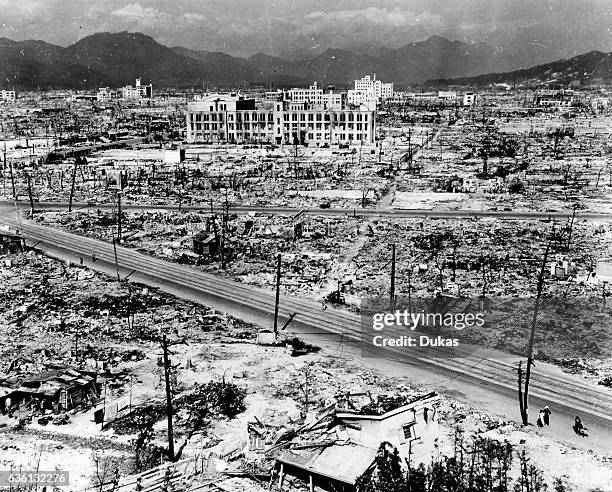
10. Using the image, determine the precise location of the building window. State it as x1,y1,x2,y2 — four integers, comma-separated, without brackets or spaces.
402,423,416,440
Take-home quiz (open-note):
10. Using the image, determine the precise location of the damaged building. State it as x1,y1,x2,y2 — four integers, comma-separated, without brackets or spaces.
266,392,440,491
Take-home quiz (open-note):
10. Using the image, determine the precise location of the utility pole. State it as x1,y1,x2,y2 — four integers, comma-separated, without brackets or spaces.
162,334,175,462
408,128,412,172
26,172,34,217
519,240,551,425
112,237,120,281
8,159,16,199
117,191,122,243
273,253,281,337
390,244,396,311
566,206,576,251
68,158,79,212
407,261,413,314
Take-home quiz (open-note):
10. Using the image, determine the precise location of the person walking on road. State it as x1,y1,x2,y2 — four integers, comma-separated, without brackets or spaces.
542,406,551,426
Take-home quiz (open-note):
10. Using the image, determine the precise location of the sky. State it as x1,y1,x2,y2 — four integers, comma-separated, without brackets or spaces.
0,0,610,58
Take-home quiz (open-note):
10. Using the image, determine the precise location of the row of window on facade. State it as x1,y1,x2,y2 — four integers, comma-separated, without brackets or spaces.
190,122,369,131
190,131,370,141
189,112,371,123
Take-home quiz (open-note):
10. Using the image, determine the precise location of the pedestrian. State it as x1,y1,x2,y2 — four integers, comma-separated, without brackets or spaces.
542,406,551,426
92,251,96,262
573,416,587,437
536,411,544,427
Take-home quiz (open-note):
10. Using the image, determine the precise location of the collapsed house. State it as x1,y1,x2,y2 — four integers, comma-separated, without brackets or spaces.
264,392,440,492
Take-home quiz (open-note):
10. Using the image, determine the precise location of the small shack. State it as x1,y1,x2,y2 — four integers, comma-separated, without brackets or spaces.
11,366,98,414
193,231,219,257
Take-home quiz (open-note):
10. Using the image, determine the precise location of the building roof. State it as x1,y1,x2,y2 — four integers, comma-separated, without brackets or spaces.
17,367,94,396
276,443,377,485
337,392,439,421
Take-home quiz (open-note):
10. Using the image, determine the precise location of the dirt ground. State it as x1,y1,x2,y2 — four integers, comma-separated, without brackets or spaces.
1,252,611,491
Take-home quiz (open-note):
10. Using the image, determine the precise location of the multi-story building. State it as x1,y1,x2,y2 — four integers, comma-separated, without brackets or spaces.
96,87,117,102
287,82,346,110
0,90,16,102
535,90,574,108
438,91,457,101
96,79,152,101
186,93,375,146
348,74,393,109
121,78,153,99
463,92,477,106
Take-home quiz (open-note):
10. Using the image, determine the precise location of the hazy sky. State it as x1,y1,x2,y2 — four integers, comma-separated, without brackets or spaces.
0,0,610,57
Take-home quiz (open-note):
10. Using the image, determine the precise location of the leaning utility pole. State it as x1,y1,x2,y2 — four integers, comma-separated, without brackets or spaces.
519,240,551,425
390,244,396,311
112,237,120,281
68,158,79,212
162,334,175,462
273,253,282,337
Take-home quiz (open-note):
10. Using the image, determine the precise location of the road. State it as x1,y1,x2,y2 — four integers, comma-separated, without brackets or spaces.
1,212,611,453
5,200,612,222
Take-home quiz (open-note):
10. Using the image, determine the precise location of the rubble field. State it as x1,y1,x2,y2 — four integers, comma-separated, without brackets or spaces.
1,252,611,491
32,210,612,385
391,114,612,214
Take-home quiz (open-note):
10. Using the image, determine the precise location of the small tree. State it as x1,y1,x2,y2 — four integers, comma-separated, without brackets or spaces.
91,447,122,492
356,442,408,492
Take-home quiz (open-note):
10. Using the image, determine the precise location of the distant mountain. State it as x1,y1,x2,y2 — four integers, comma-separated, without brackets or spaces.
426,51,612,87
376,36,523,83
0,37,108,88
62,32,211,87
1,31,608,90
171,45,260,86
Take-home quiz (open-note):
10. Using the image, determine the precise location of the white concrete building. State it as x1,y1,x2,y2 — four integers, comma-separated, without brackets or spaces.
96,87,116,102
0,90,16,102
120,78,153,99
348,74,393,109
287,82,346,110
186,93,375,146
438,91,457,101
463,92,477,106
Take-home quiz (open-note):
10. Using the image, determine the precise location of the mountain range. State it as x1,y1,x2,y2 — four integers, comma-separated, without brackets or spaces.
427,51,612,87
1,31,610,90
